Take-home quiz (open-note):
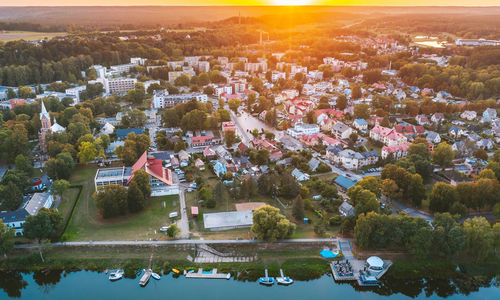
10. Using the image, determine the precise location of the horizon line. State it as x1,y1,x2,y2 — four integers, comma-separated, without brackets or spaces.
1,5,500,7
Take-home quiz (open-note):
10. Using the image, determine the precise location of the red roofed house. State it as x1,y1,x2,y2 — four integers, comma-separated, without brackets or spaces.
370,125,407,146
95,151,179,196
382,143,410,159
191,135,222,148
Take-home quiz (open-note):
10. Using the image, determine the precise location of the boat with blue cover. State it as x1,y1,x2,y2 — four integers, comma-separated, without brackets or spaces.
258,269,275,286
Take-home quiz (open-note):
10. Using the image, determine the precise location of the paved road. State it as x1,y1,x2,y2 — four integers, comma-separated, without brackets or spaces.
177,186,190,239
390,198,434,223
15,238,338,249
230,110,284,144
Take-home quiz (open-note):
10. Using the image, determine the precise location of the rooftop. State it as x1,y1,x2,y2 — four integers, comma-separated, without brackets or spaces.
203,210,253,230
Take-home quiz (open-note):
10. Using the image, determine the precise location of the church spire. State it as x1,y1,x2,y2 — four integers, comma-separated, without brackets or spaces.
40,100,50,121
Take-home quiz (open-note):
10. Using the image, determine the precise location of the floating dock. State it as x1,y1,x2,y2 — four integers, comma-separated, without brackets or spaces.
139,269,152,286
185,268,231,279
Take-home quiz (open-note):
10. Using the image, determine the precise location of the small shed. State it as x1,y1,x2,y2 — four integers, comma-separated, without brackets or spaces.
191,206,199,218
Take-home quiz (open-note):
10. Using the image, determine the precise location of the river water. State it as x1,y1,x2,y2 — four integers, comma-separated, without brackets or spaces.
0,270,498,299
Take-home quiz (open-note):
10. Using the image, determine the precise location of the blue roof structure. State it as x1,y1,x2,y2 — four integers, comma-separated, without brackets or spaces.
116,128,145,139
354,119,368,126
334,175,357,190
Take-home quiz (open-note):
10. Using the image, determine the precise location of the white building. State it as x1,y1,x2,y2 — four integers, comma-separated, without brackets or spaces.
65,85,87,104
152,90,207,109
287,123,320,138
105,77,137,94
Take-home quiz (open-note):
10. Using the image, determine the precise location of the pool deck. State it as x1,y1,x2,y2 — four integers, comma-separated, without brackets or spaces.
185,268,231,279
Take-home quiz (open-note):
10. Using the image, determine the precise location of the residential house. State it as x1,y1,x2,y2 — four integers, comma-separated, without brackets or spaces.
213,161,227,177
353,119,368,131
481,108,497,123
339,201,355,217
370,125,407,146
215,145,232,160
460,110,477,121
381,143,410,159
476,138,494,150
426,131,442,144
431,113,444,124
416,115,430,126
448,126,464,138
308,158,321,172
291,168,310,182
191,135,222,148
332,122,353,140
194,158,205,170
287,123,320,138
203,147,216,159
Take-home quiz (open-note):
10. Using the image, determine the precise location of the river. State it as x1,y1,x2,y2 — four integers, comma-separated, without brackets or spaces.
0,270,498,299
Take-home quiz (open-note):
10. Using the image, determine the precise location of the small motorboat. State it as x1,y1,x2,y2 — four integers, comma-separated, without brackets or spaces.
105,268,109,274
276,269,293,285
109,270,124,281
151,272,161,280
172,269,180,274
258,269,275,286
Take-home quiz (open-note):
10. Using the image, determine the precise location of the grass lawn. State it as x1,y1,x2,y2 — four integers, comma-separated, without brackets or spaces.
0,31,67,41
63,165,180,241
57,186,81,225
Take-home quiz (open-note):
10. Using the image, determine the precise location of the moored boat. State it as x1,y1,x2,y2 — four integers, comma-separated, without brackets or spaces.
151,272,161,280
276,269,293,285
109,270,124,281
258,269,275,286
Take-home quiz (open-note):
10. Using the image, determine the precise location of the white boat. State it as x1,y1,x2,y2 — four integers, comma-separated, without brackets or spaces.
258,269,275,286
109,269,124,281
151,272,161,280
276,269,294,285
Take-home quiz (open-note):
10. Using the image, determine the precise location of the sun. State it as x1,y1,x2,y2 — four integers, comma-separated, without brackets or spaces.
272,0,314,5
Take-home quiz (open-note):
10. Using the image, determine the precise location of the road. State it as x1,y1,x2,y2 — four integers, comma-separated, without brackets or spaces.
14,238,338,248
230,110,284,145
177,185,190,239
389,198,434,223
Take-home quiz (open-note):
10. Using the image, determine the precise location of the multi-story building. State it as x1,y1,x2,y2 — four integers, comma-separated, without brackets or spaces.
190,135,222,148
105,77,137,94
245,62,267,73
65,85,87,104
94,151,178,196
168,68,196,84
287,123,320,138
152,90,208,109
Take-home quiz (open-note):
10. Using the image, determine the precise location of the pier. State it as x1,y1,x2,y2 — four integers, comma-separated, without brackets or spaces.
185,268,231,279
331,239,391,286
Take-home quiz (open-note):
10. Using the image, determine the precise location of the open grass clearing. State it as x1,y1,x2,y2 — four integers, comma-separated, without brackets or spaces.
63,165,180,241
0,31,66,41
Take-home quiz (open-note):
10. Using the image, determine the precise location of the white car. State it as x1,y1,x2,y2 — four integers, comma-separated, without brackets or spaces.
159,226,169,232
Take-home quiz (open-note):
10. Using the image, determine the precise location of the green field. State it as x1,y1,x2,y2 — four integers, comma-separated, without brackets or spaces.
0,31,67,42
63,165,180,241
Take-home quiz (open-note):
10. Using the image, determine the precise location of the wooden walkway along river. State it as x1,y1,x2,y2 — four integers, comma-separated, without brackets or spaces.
185,268,231,279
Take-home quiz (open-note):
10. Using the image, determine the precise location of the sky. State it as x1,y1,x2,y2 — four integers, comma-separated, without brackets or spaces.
1,0,500,6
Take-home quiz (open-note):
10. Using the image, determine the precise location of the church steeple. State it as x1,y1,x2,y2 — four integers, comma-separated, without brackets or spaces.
40,100,51,130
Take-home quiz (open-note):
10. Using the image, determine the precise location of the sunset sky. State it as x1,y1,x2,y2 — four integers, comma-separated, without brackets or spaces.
1,0,500,6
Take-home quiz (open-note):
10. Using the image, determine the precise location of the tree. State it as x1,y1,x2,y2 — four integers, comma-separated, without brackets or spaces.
51,179,70,202
251,205,296,242
131,169,151,200
122,109,146,128
224,130,236,147
280,172,299,198
0,220,14,259
127,181,146,213
407,174,426,207
362,69,382,84
228,98,241,113
95,184,128,218
166,223,180,238
474,148,488,161
354,104,370,119
292,195,305,221
351,84,362,99
23,208,63,262
408,226,432,259
429,182,457,212
463,217,494,261
199,186,214,208
336,95,347,110
45,152,74,180
77,141,97,164
321,185,338,199
433,142,454,170
14,154,32,176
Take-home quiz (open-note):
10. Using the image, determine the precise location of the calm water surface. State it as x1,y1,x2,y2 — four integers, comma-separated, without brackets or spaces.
0,271,498,299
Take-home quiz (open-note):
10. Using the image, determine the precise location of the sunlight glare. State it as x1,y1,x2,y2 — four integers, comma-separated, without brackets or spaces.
272,0,313,5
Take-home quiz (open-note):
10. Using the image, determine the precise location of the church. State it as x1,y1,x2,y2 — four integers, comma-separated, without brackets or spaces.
38,101,66,153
